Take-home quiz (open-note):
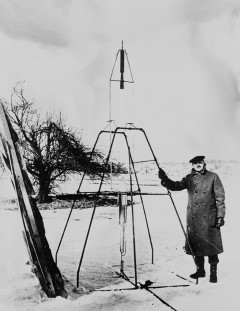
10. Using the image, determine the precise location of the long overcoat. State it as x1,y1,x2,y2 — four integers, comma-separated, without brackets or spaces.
161,168,225,256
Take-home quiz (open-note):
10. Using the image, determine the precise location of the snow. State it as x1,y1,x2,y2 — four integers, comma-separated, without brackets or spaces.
0,160,239,310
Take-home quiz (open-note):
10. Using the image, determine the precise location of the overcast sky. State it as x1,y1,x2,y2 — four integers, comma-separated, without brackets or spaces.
1,0,240,162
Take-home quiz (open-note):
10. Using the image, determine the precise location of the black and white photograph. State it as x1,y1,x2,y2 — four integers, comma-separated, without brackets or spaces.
0,1,239,310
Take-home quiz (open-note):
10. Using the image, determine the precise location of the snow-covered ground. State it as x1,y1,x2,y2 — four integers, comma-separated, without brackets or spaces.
0,160,239,310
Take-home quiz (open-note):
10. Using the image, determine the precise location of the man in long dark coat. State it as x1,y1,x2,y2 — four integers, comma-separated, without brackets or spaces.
158,156,225,283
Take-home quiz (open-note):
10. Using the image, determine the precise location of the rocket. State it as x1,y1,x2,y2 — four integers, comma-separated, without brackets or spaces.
110,41,134,90
120,42,125,89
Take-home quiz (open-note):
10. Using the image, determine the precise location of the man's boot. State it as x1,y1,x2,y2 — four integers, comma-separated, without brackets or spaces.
190,258,206,279
210,264,217,283
190,266,206,279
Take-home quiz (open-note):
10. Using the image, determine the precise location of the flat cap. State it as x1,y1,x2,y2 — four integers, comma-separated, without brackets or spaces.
189,155,205,164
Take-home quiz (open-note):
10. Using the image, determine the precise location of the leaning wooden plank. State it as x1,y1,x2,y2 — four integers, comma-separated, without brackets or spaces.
0,103,67,298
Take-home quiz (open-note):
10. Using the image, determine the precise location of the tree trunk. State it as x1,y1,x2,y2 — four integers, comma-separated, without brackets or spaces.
38,176,51,203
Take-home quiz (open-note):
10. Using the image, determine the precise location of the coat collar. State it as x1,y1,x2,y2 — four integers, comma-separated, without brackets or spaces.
191,167,207,175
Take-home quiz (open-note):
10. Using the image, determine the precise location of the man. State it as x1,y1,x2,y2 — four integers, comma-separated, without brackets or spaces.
158,156,225,283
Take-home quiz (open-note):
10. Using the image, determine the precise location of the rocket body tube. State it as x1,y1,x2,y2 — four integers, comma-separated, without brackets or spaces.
120,49,125,89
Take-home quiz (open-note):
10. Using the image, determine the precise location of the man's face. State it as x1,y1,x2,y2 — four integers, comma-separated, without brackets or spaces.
192,161,204,172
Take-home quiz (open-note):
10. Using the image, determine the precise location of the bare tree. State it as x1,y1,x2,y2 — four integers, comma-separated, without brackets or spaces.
1,84,117,203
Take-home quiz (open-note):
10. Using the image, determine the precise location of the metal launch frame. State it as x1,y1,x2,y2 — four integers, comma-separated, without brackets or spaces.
55,125,191,288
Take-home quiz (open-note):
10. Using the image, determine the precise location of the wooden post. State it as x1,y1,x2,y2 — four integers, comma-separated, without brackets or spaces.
0,103,67,298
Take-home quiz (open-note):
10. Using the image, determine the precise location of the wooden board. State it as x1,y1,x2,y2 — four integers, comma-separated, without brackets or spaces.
0,103,67,298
